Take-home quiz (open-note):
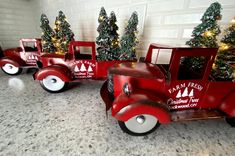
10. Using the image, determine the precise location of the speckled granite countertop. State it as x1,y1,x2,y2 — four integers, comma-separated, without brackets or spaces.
0,69,235,156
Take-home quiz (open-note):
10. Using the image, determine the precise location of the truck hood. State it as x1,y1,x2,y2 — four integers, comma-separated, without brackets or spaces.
3,47,21,57
109,62,165,79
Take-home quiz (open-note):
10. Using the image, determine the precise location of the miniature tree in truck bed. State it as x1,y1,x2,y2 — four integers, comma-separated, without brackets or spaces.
96,7,110,61
40,14,56,53
212,17,235,81
183,2,222,71
109,11,120,60
120,11,139,60
54,11,74,53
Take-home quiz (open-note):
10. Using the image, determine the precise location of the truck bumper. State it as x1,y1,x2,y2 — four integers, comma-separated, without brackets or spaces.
100,80,114,112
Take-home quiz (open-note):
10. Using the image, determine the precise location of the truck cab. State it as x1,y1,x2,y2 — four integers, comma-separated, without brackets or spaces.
0,39,42,75
100,43,235,136
34,41,131,93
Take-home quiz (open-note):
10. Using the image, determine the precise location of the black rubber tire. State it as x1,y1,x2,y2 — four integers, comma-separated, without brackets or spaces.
118,119,160,136
1,66,22,75
225,117,235,127
39,80,69,93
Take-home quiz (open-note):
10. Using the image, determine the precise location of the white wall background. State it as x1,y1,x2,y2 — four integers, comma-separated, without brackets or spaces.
0,0,38,48
0,0,235,57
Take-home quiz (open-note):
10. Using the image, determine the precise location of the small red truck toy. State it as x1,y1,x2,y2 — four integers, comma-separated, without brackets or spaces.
33,41,131,93
0,39,42,75
100,43,235,136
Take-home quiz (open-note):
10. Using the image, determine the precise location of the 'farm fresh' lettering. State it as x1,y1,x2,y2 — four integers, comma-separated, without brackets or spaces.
73,60,95,67
167,82,203,109
72,60,96,79
168,82,203,94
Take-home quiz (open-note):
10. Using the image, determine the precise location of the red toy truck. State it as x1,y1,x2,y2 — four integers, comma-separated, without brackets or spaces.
0,39,42,75
33,41,131,93
100,43,235,136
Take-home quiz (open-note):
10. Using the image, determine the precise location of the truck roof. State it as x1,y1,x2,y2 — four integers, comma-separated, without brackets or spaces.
20,38,41,42
150,43,195,49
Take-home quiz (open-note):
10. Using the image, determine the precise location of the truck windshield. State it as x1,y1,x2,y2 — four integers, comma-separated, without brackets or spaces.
74,46,92,60
151,48,172,65
23,42,38,52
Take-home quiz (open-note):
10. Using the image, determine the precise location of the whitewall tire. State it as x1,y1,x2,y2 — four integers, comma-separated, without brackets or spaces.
1,63,22,75
118,114,160,136
40,75,68,93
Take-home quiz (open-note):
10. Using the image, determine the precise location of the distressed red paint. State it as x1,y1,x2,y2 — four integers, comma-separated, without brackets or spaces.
100,43,235,135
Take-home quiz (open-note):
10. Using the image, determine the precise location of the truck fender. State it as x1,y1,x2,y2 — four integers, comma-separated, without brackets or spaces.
0,57,21,67
33,65,72,82
113,93,171,124
219,91,235,117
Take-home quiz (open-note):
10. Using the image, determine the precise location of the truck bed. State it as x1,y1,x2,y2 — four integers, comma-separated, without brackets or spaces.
95,60,130,79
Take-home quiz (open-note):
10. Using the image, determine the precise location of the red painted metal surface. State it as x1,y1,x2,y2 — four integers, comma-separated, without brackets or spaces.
112,93,171,123
100,43,235,125
0,46,3,58
0,57,21,67
0,39,42,70
34,65,72,82
34,41,132,82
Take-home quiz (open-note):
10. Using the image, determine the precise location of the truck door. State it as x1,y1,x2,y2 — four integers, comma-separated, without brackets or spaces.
166,48,217,110
71,42,96,79
20,40,40,66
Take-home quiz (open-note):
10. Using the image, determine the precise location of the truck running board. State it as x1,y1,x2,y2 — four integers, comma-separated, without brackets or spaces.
171,109,225,122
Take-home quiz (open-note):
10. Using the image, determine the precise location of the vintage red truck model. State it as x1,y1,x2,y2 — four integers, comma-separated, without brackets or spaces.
0,39,42,75
33,41,131,93
100,43,235,136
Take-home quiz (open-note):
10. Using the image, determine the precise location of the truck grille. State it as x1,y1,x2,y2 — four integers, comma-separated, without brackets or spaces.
107,74,114,96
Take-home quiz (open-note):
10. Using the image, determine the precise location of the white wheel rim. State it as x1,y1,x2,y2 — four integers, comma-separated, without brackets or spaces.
125,114,158,134
42,75,65,91
2,63,19,74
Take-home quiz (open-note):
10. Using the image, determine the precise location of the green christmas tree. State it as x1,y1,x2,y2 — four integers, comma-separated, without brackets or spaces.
120,11,139,60
183,2,222,70
40,14,56,53
54,11,74,53
109,11,120,60
212,17,235,81
96,7,110,61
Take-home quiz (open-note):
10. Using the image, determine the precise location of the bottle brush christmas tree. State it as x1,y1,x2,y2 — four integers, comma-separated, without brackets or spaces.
96,7,111,61
109,11,120,60
212,17,235,81
54,11,74,53
183,2,222,70
120,11,139,60
40,14,56,53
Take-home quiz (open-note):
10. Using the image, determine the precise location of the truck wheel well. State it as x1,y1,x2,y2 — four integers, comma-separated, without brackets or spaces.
115,99,171,124
34,65,72,82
